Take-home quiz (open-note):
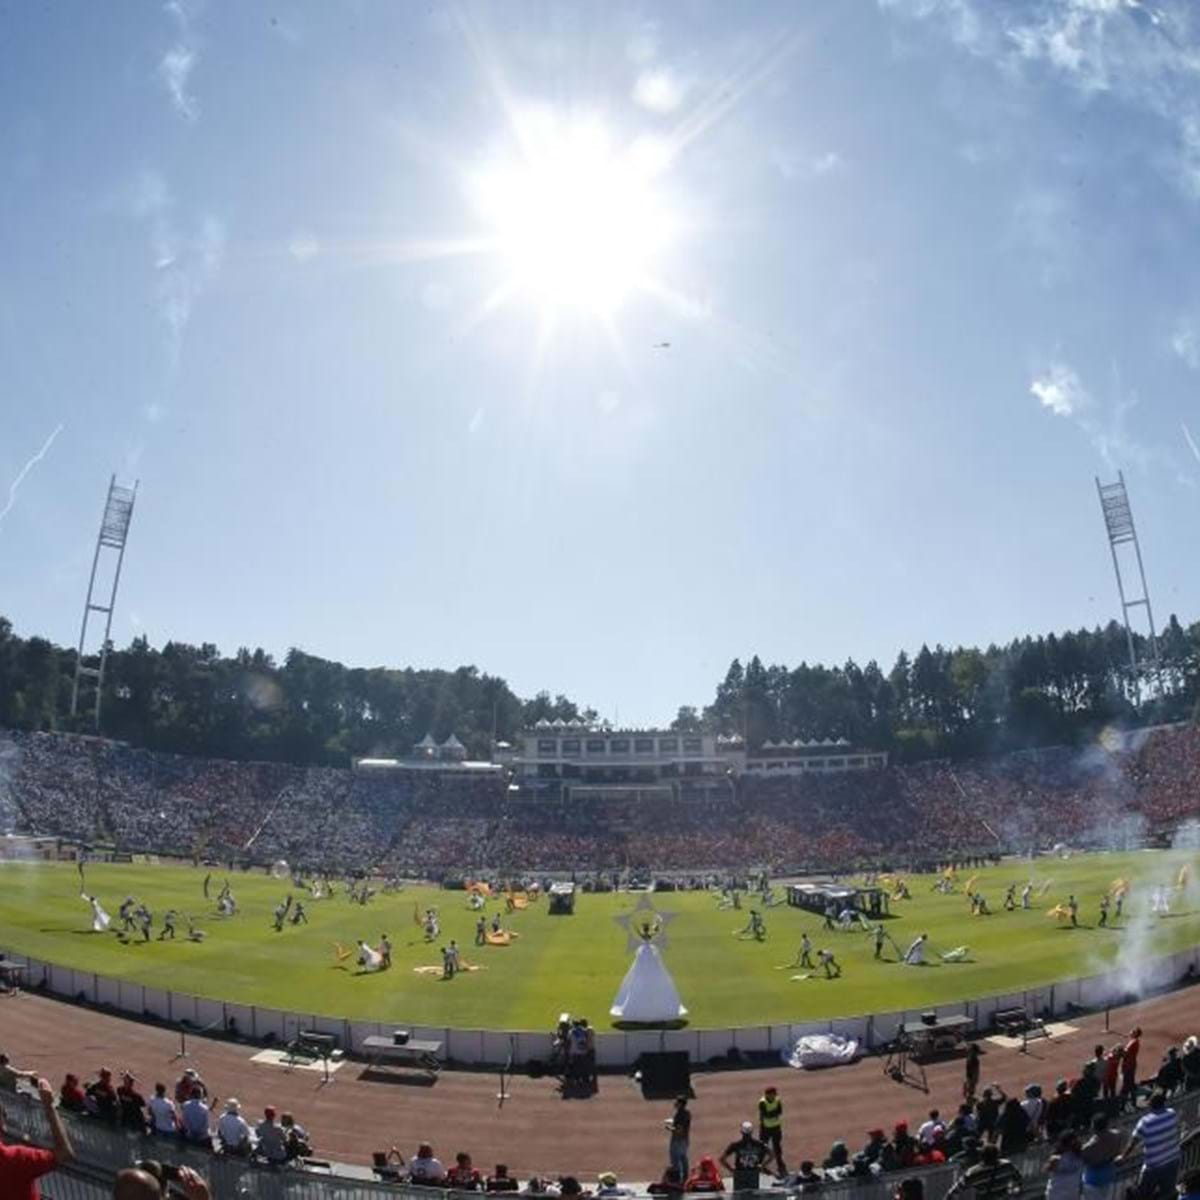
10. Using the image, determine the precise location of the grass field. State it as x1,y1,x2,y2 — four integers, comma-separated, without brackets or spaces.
0,852,1196,1031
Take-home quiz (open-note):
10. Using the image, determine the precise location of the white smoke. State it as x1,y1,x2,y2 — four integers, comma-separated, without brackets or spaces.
0,424,64,531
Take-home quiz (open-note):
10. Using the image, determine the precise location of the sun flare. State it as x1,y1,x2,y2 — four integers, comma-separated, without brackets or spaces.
472,117,676,318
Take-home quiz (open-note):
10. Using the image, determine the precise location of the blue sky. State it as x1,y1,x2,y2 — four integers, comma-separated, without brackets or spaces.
2,0,1199,726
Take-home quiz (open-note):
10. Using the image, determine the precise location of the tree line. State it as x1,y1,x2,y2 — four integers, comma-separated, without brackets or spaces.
0,612,1196,767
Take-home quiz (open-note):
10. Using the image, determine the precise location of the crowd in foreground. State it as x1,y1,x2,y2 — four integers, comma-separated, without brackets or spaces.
4,1024,1200,1199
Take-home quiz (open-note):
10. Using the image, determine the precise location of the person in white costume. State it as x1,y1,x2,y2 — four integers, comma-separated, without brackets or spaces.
903,933,928,965
610,942,688,1023
357,940,383,971
83,894,110,933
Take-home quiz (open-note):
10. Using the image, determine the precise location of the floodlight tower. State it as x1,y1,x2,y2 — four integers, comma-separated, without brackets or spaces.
70,475,138,728
1095,471,1158,694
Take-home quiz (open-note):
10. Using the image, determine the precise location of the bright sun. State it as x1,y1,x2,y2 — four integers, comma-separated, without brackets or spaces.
472,117,676,318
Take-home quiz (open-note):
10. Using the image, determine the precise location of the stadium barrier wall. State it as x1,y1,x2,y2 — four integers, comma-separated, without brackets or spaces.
4,942,1200,1069
10,1085,1200,1200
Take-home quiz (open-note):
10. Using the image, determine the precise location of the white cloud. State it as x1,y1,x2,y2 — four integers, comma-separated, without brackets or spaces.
1030,362,1089,416
1171,318,1200,369
633,69,687,114
288,233,319,262
626,23,659,66
811,150,844,175
467,407,485,434
159,1,199,120
879,0,1200,203
126,169,224,368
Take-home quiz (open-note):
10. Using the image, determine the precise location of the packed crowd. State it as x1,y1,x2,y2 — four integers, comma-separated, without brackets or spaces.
2,724,1200,875
4,1024,1200,1199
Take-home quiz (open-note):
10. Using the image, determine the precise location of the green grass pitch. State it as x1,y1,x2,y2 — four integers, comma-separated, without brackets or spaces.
0,851,1196,1031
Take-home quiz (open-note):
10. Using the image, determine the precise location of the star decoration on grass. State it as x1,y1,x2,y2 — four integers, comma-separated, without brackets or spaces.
614,893,678,952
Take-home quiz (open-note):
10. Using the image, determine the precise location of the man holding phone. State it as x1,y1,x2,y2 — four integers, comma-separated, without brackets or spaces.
0,1076,75,1199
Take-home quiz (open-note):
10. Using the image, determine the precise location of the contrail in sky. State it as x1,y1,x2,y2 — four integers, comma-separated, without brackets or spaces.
0,423,64,530
1184,422,1200,467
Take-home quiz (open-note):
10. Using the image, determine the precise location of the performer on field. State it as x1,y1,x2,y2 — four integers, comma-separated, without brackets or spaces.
873,924,887,959
1099,895,1110,928
817,948,841,978
379,933,392,969
203,873,211,900
1067,894,1079,927
903,933,928,966
119,896,137,932
84,894,111,933
273,900,288,932
799,932,813,969
1021,883,1032,910
475,916,486,946
136,905,152,942
1003,884,1016,911
290,901,307,925
158,910,178,940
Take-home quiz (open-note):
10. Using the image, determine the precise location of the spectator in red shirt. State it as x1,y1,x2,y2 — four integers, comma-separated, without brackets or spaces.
1123,1029,1142,1107
58,1074,86,1114
0,1076,75,1200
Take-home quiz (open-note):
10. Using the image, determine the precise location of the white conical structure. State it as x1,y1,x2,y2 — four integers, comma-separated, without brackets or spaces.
610,942,688,1023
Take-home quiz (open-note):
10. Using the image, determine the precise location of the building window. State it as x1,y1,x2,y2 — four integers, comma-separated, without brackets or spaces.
848,756,864,767
809,760,825,769
682,737,702,754
827,758,844,768
562,739,581,756
767,761,783,770
634,738,654,754
610,738,629,754
537,739,557,755
586,739,606,754
659,737,678,753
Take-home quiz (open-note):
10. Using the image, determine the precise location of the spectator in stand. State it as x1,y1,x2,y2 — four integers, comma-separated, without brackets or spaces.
1182,1038,1200,1092
1154,1048,1184,1097
1102,1046,1123,1105
115,1162,210,1199
945,1143,1022,1200
280,1112,310,1159
1122,1029,1142,1109
997,1097,1031,1157
976,1087,1003,1142
1119,1091,1180,1200
721,1120,774,1191
1045,1081,1073,1141
180,1087,216,1149
174,1068,206,1105
410,1142,446,1184
215,1098,252,1156
1079,1113,1121,1200
147,1082,178,1138
487,1164,519,1193
648,1166,685,1196
0,1078,74,1200
447,1152,483,1190
85,1066,118,1123
58,1073,86,1114
255,1107,288,1165
596,1171,634,1197
1043,1133,1083,1200
116,1072,147,1131
684,1156,724,1193
917,1110,945,1149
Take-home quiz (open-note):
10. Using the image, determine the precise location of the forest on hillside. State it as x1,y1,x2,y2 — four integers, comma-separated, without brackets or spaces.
0,613,1194,767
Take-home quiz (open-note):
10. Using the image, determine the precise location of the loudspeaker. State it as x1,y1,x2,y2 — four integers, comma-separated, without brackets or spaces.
920,1011,936,1027
636,1051,691,1099
393,1030,410,1045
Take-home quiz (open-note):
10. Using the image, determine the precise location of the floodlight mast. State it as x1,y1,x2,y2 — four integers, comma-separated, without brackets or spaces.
1095,471,1158,700
70,475,138,729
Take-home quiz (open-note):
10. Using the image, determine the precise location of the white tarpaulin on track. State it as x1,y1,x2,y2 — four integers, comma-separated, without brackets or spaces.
782,1031,860,1070
610,943,688,1023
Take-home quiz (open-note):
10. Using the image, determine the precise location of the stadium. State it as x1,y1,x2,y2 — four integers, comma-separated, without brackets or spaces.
8,4,1200,1200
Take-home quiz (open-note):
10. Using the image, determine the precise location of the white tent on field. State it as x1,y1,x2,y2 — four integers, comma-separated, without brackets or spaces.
610,942,688,1023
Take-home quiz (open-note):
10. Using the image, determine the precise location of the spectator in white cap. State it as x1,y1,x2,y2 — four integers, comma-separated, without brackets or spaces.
217,1099,252,1157
720,1120,773,1192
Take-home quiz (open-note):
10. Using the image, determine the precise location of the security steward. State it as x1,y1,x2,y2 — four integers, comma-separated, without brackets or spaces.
758,1085,786,1176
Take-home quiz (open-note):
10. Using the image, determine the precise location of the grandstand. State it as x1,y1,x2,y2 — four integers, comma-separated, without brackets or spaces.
1,721,1198,872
